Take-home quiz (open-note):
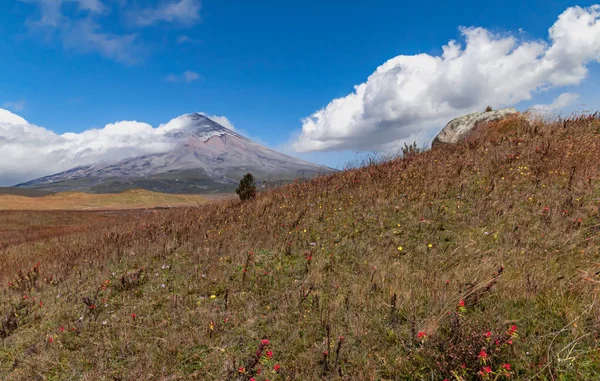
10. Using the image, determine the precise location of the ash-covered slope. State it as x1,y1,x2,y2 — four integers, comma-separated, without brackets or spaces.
16,114,334,194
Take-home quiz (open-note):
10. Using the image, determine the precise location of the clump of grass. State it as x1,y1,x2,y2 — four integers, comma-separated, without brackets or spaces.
1,112,600,379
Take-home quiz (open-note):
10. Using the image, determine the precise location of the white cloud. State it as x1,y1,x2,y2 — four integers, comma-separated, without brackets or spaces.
63,19,142,64
22,0,105,26
134,0,201,26
531,92,580,113
165,70,201,83
23,0,144,64
176,35,191,44
0,109,238,186
292,5,600,152
0,109,29,126
2,101,26,112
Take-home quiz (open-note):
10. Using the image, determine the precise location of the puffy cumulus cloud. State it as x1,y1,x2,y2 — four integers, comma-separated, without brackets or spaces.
292,5,600,152
134,0,201,27
0,109,28,125
0,109,234,186
531,92,580,113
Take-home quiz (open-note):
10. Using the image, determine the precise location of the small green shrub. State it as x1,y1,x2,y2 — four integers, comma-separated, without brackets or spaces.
236,173,257,201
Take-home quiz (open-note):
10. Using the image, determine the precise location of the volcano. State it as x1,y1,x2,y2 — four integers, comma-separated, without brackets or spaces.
16,113,333,194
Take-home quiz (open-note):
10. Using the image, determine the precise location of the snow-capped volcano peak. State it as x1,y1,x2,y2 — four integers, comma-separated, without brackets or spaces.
159,113,244,141
17,112,335,194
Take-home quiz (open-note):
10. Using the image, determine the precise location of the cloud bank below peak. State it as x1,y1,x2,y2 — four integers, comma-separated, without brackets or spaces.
0,109,234,186
291,5,600,153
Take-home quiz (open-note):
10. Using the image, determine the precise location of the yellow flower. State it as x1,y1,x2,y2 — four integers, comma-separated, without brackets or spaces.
210,295,216,299
427,243,433,248
397,246,403,251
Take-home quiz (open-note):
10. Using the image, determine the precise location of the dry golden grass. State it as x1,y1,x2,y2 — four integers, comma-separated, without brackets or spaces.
1,113,600,380
0,189,208,211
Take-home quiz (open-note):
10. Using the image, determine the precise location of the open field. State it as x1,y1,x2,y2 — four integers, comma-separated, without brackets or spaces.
1,114,600,379
0,187,53,197
0,188,211,211
0,209,152,251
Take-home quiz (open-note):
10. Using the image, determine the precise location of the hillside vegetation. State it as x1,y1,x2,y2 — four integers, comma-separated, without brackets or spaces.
1,113,600,380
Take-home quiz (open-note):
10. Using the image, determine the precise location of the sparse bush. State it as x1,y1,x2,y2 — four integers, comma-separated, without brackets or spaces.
485,105,493,112
236,172,257,201
401,141,421,157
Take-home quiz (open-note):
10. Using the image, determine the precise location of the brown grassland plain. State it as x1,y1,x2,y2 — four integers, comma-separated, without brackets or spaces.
0,189,208,211
1,113,600,380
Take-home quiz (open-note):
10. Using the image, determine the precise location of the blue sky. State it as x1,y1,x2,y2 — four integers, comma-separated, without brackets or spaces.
1,0,600,184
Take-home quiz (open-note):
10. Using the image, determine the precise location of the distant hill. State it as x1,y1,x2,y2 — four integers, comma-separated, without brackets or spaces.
0,187,53,197
15,114,335,194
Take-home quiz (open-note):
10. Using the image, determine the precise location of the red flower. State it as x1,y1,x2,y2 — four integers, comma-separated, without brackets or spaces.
131,313,137,319
502,363,511,371
507,340,513,345
478,350,488,359
417,331,426,339
483,366,492,373
261,339,270,346
238,367,246,373
250,378,255,381
510,325,517,332
484,331,491,338
273,364,281,372
59,326,65,332
266,350,273,359
458,300,465,307
48,337,53,343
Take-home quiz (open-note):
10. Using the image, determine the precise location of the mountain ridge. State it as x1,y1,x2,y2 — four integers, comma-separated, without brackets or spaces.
16,113,334,193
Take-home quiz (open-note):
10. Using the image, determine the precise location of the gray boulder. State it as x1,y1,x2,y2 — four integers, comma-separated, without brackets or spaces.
432,108,519,146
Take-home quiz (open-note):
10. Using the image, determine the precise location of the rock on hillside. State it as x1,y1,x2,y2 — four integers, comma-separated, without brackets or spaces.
432,108,518,146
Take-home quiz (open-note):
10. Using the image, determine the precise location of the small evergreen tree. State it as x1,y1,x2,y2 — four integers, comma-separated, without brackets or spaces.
236,173,256,201
485,105,493,112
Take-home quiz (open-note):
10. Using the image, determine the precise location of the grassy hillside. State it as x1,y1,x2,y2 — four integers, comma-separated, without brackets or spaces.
1,113,600,380
0,189,208,211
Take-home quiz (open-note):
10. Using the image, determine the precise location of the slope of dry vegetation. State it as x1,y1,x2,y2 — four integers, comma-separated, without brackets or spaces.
1,113,600,380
